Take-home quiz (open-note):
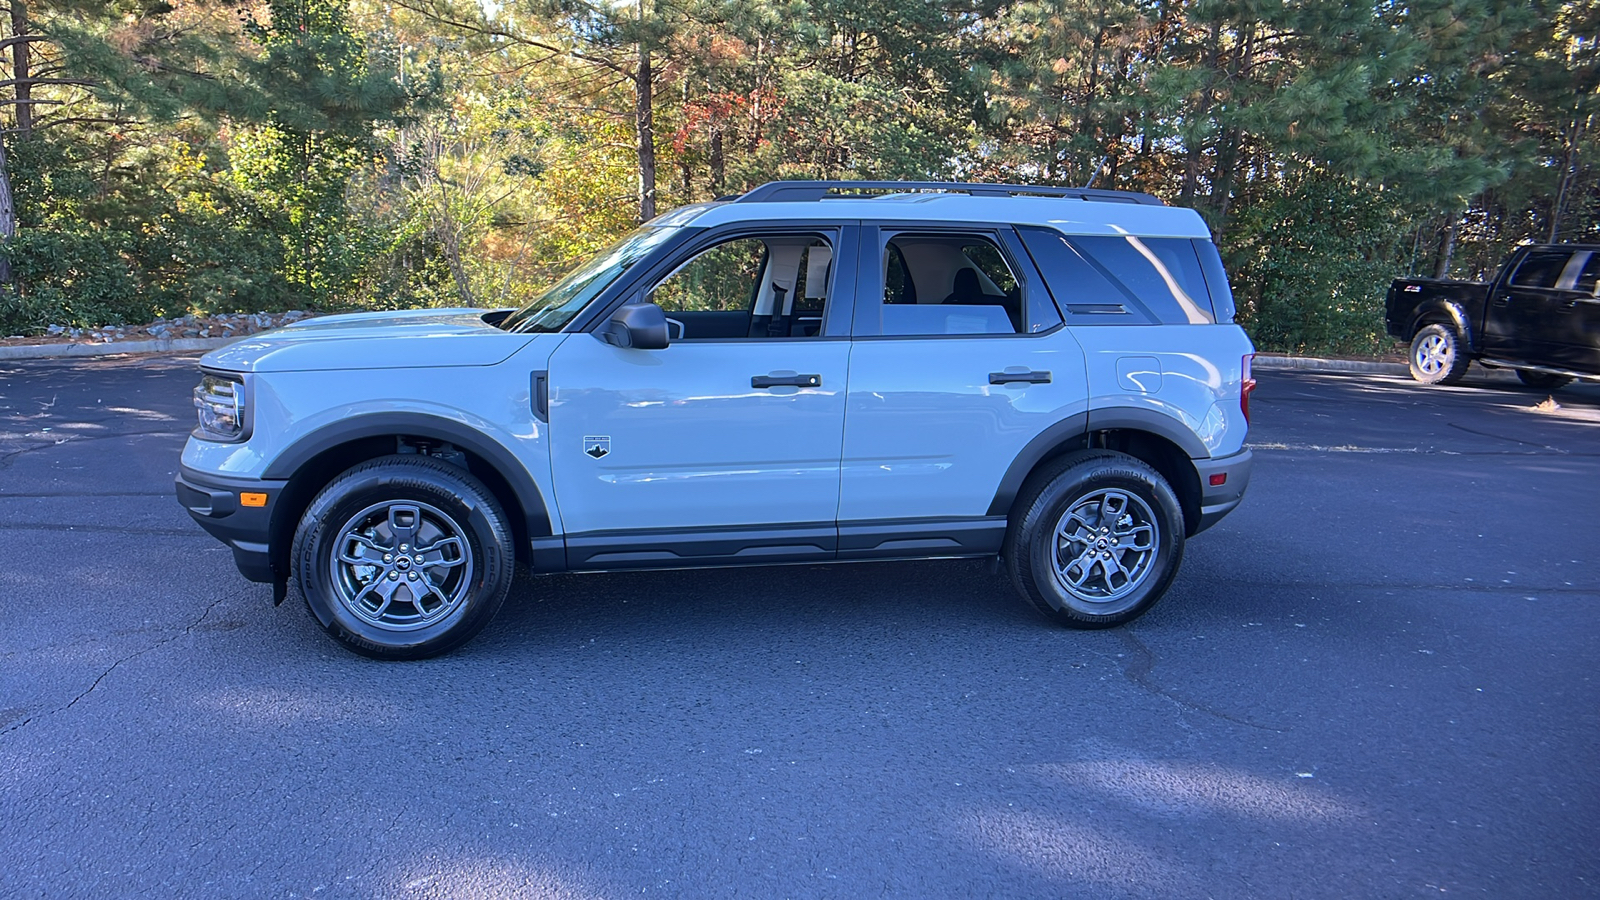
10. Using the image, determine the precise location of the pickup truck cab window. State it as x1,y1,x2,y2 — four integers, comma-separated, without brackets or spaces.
1508,250,1575,289
1575,251,1600,295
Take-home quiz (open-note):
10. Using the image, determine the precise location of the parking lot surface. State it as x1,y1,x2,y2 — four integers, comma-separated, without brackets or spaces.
2,357,1596,899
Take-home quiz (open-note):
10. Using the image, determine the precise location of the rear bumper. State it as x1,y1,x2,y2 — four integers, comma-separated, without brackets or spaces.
175,466,287,584
1191,448,1252,535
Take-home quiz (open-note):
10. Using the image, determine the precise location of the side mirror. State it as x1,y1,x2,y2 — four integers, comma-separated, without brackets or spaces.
599,302,670,350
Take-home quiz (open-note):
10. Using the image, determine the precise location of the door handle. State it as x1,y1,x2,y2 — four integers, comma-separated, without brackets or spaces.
989,370,1052,385
752,373,821,389
531,370,549,421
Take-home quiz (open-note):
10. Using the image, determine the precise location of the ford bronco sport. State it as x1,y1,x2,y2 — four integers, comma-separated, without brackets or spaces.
176,180,1256,659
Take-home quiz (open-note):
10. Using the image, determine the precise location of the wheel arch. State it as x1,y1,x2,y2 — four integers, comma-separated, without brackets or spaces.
989,411,1206,536
1407,299,1473,348
262,414,552,576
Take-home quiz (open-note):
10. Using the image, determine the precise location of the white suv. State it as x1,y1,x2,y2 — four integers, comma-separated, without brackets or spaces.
176,181,1256,658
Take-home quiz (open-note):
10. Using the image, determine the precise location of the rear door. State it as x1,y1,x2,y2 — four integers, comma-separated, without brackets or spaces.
836,224,1088,557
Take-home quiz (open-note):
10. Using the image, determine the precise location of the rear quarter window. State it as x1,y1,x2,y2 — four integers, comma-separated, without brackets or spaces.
1069,235,1215,324
1017,227,1154,325
1018,227,1223,325
1192,240,1236,323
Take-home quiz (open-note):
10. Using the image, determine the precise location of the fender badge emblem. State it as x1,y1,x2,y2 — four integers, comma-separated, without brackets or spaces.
583,435,611,459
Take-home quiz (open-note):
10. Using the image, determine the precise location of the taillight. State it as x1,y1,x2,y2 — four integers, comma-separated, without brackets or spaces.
1241,354,1257,423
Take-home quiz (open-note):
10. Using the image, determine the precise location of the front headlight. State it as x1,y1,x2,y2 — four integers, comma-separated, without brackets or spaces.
193,373,247,442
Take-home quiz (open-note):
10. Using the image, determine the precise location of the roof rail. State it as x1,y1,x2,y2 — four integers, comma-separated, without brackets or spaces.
734,180,1166,206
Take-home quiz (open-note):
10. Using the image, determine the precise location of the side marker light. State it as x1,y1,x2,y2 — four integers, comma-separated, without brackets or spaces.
240,492,268,508
1209,474,1227,487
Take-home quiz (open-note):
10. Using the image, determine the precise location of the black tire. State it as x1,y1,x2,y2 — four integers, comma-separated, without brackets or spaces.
1004,451,1185,629
1408,323,1470,385
292,455,515,659
1516,369,1573,390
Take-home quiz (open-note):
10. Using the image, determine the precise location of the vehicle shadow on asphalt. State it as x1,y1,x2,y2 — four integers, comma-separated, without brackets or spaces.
484,558,1043,653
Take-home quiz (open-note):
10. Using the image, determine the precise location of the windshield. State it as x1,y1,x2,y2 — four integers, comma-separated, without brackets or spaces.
502,225,680,333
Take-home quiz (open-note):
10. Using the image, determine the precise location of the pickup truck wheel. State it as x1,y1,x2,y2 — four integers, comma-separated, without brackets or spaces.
1004,452,1184,628
292,455,515,660
1516,370,1573,390
1409,323,1470,385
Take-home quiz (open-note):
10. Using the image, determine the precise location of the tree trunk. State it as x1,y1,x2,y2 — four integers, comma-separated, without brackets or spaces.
709,119,725,195
0,0,27,292
1207,22,1251,236
1434,223,1457,280
1211,126,1241,235
1547,118,1584,243
635,45,656,222
10,0,30,137
0,133,15,289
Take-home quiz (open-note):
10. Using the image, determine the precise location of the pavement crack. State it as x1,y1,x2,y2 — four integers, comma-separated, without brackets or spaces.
0,522,205,537
1114,630,1287,733
1247,442,1425,454
1447,422,1569,452
0,491,172,499
0,428,183,473
1200,576,1597,594
0,590,239,739
0,440,60,472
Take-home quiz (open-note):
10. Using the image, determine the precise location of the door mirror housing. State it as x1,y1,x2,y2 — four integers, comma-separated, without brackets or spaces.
599,302,670,350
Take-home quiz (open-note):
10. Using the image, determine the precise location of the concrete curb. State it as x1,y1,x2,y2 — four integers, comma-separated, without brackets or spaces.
1253,355,1409,376
0,337,235,361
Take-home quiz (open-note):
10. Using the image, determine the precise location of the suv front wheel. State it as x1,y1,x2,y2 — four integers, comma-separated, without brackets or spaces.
1005,451,1185,628
292,455,516,659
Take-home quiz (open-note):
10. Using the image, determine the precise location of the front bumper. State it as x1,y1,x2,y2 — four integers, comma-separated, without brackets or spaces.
1191,448,1252,535
175,466,287,584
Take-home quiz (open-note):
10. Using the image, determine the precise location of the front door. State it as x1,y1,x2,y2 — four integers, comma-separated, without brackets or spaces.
1483,248,1579,363
548,228,854,568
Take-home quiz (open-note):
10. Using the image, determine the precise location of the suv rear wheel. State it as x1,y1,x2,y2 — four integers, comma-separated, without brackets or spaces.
292,455,515,659
1409,323,1471,385
1005,451,1185,628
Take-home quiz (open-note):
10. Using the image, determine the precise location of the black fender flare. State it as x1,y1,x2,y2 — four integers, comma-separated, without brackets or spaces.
986,408,1208,517
263,412,553,537
986,413,1089,516
1407,300,1474,349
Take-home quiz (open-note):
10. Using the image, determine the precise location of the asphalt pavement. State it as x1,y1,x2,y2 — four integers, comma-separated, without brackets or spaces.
1,356,1596,899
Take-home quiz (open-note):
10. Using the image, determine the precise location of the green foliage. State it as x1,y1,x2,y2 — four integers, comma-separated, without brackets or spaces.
0,0,1592,353
0,229,145,333
1229,174,1408,356
0,130,293,332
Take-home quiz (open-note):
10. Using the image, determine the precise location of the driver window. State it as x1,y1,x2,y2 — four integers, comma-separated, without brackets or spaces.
649,235,832,339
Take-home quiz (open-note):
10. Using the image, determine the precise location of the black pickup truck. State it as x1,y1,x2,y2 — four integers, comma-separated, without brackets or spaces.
1386,243,1600,388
